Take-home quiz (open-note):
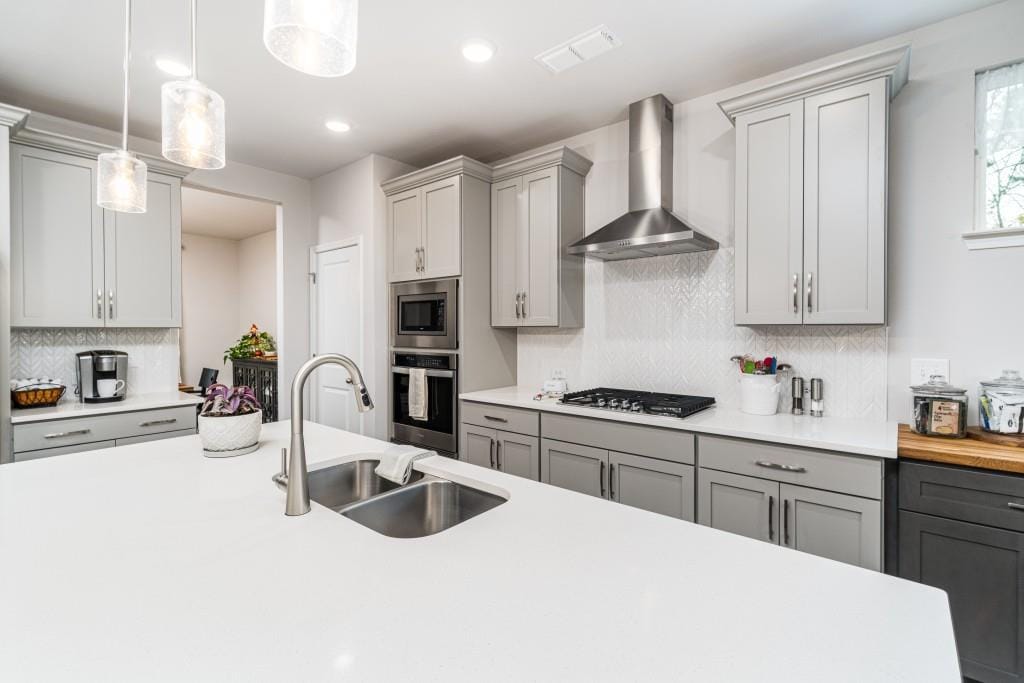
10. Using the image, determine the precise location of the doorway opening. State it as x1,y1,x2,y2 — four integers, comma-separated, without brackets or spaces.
179,186,280,420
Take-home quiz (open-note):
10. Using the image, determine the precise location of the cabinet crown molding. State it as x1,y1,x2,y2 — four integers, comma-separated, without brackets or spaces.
0,103,29,129
11,119,192,178
491,146,593,182
718,44,911,123
381,155,492,195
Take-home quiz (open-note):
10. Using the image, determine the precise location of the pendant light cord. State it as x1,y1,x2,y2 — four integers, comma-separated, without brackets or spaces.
121,0,132,151
190,0,198,80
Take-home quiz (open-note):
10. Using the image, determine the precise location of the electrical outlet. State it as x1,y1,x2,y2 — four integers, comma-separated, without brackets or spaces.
910,358,950,386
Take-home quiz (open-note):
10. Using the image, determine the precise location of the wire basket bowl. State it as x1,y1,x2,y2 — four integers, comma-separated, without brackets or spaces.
11,384,66,408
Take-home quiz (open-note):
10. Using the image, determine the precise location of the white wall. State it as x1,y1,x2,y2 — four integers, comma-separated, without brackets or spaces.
180,233,240,387
509,0,1024,424
238,229,278,339
310,153,415,438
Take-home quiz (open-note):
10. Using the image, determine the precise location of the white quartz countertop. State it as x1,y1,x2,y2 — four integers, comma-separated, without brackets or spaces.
461,386,899,458
0,421,956,681
9,391,202,424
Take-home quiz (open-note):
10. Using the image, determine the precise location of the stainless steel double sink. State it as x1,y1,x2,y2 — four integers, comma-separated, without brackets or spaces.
307,458,506,538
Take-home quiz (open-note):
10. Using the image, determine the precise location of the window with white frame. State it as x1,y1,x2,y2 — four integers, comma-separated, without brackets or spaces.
976,62,1024,233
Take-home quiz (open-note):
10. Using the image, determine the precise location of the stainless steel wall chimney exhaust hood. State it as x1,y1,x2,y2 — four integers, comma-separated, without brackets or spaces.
568,94,719,260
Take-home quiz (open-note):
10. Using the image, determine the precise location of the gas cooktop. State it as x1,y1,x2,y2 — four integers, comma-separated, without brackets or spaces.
559,387,715,419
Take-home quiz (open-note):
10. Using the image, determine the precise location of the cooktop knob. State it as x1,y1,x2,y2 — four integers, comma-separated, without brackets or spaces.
631,402,642,411
596,398,606,407
608,399,619,408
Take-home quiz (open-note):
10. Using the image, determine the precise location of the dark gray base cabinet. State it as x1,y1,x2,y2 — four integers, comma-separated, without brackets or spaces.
898,460,1024,683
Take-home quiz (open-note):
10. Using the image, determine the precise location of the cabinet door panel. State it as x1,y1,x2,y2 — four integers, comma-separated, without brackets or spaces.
103,173,181,327
610,451,694,521
421,176,461,279
497,431,540,481
522,168,559,326
734,102,803,325
541,438,607,498
900,510,1024,682
388,189,422,282
459,423,496,470
781,484,880,570
698,469,779,543
14,440,116,462
11,145,104,327
803,78,886,324
490,178,522,326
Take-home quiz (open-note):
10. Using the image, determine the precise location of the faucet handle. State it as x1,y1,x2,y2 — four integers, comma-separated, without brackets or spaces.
280,447,288,476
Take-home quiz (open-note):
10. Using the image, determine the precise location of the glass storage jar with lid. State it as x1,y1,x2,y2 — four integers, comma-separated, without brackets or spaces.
979,370,1024,434
910,375,968,438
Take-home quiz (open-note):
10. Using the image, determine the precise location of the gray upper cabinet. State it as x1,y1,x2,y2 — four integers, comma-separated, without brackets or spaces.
699,469,779,544
103,173,182,327
384,158,492,284
10,142,185,328
490,147,591,329
720,45,910,326
781,483,880,570
609,451,694,521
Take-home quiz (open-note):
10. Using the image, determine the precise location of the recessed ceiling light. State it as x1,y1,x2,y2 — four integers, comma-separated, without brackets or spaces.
461,39,495,63
325,120,351,133
155,57,191,78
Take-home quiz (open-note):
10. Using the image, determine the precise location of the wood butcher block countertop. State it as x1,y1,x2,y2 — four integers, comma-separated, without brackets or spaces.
899,424,1024,474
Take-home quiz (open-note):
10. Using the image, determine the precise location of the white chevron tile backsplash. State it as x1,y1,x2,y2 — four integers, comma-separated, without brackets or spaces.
11,328,180,402
517,248,888,420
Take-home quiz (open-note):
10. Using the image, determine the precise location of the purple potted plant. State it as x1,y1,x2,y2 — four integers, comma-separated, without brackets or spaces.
198,384,263,457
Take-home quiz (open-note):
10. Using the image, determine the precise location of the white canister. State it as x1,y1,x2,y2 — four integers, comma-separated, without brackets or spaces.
198,411,263,457
739,374,781,416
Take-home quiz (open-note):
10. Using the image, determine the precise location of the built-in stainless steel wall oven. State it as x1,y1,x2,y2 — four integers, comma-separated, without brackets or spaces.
391,278,457,350
391,352,457,456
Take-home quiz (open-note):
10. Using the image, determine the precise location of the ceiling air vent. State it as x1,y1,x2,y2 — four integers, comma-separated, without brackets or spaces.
535,25,621,74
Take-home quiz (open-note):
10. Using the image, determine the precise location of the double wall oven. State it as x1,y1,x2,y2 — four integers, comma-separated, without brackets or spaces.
390,279,459,456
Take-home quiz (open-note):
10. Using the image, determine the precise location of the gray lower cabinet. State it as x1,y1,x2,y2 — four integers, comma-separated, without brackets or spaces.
699,469,778,543
782,483,880,570
458,422,540,481
898,460,1024,682
541,438,606,498
609,451,693,521
14,440,117,462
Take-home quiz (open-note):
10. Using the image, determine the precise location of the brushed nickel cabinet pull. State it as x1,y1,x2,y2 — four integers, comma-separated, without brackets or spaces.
599,460,606,498
792,274,799,314
108,290,115,319
522,291,527,318
139,418,177,427
44,428,91,439
609,463,615,500
768,495,775,541
755,460,807,473
483,415,508,423
1008,502,1024,511
784,499,791,545
489,439,496,468
806,272,813,314
97,289,103,318
495,441,502,470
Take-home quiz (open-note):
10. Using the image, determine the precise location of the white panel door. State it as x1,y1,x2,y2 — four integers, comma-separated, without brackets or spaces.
10,145,105,327
420,175,461,279
388,189,421,282
490,177,522,326
734,101,804,325
312,244,363,433
803,78,887,324
103,173,182,327
522,168,559,326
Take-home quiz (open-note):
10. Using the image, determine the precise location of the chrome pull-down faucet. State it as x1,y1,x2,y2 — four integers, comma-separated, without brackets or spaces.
273,354,374,516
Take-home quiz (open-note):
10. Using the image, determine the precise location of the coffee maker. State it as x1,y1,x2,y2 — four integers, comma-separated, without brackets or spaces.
76,350,128,403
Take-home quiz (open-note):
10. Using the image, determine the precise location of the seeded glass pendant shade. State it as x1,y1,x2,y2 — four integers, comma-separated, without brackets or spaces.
161,0,226,169
97,0,147,213
263,0,358,77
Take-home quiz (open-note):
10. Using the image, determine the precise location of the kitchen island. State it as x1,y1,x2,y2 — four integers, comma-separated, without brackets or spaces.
0,421,958,681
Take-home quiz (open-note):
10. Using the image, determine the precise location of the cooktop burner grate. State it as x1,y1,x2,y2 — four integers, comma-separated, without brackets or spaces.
559,387,715,419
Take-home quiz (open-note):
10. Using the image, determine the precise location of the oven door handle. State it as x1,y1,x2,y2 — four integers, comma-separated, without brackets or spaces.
391,367,455,378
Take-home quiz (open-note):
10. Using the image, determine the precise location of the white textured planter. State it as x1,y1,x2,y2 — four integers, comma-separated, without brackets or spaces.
199,411,262,458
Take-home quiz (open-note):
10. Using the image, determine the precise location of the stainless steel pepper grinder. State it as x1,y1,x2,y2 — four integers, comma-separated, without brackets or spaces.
791,377,805,415
810,378,824,417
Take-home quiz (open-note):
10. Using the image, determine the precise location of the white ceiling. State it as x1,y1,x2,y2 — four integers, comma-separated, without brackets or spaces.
0,0,1001,179
181,187,276,240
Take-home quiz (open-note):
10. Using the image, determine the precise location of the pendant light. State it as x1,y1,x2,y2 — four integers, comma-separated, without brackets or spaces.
97,0,147,213
161,0,225,169
263,0,358,77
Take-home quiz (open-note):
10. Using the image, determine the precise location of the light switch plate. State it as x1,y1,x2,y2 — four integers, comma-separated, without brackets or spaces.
911,358,949,386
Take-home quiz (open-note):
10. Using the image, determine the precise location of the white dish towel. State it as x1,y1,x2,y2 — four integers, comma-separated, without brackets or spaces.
408,367,428,421
375,447,433,485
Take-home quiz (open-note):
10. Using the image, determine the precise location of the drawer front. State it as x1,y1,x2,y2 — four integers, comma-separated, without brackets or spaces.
14,440,117,462
542,413,695,465
900,460,1024,532
698,435,882,499
13,405,197,452
461,401,539,436
116,428,197,447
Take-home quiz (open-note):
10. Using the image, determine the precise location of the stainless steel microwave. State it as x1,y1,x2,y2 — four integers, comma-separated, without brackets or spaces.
391,279,458,350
